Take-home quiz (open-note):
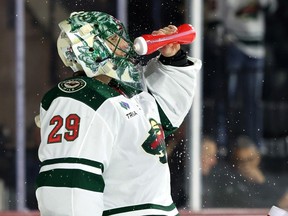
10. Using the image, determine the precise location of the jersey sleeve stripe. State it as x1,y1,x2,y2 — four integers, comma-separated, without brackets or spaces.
40,157,104,172
103,203,178,216
36,168,105,192
40,163,102,175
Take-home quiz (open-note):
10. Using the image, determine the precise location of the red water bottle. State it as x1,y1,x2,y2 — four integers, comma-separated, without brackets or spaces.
133,24,196,55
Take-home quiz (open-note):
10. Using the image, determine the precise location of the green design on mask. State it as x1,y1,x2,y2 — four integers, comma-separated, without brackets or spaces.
75,34,110,73
68,11,125,39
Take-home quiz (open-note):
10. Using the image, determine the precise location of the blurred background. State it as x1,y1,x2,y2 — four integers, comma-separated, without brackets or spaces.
0,0,288,213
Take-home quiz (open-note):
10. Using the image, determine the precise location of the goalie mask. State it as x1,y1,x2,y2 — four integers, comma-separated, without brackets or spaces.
57,11,143,90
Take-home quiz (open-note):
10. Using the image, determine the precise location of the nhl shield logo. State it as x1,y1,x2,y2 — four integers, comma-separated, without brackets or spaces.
58,79,86,93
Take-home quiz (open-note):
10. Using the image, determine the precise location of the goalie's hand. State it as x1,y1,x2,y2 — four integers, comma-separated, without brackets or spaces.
152,25,181,57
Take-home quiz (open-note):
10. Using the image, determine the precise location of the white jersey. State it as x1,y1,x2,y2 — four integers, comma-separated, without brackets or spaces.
217,0,277,58
36,57,201,216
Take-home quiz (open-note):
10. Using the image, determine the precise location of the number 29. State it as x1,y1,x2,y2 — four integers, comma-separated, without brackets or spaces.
48,114,80,144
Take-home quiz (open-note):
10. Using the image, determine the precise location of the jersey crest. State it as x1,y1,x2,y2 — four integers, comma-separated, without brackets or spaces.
142,118,167,164
58,78,87,93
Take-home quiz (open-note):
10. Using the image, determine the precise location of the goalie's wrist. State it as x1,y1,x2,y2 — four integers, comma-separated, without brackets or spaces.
159,49,190,66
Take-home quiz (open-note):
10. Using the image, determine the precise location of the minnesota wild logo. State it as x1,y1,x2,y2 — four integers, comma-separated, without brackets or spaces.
142,118,167,164
58,79,86,93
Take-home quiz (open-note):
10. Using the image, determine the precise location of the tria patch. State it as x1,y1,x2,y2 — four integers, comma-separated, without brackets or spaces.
126,111,137,119
58,79,87,93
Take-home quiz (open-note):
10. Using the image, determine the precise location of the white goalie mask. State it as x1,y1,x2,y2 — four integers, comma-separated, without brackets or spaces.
57,11,144,90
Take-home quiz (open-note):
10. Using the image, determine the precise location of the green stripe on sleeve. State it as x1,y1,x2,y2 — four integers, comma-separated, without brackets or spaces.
103,203,177,216
36,169,105,192
40,157,104,172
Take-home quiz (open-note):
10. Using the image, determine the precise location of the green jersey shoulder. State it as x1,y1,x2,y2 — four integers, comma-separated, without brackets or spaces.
41,76,119,111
